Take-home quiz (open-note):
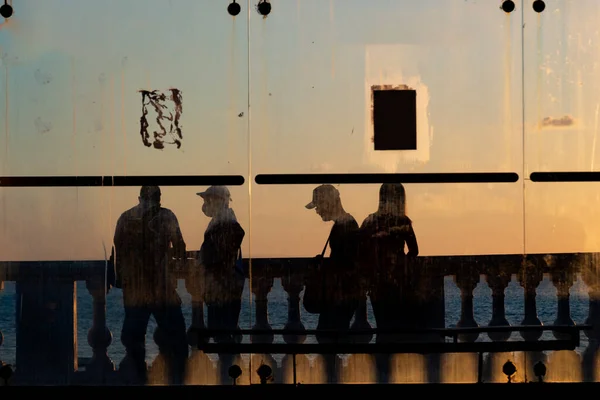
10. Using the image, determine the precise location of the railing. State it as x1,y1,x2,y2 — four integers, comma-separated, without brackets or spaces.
1,251,600,385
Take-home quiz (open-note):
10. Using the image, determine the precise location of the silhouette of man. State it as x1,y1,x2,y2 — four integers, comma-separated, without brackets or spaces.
113,185,188,384
305,184,360,342
197,186,245,343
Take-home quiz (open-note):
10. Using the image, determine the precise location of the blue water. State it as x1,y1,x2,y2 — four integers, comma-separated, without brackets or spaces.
0,274,592,367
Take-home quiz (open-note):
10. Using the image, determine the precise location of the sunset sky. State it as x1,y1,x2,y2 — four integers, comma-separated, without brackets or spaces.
1,0,600,261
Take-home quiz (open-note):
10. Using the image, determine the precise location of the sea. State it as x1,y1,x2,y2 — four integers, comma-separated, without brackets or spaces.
0,273,593,367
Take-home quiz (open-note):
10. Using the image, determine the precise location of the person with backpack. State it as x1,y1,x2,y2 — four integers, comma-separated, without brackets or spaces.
303,184,361,343
196,186,245,344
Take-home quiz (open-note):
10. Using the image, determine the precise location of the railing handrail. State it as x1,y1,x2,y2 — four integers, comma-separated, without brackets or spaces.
0,250,597,265
0,251,598,282
192,325,594,337
195,339,582,355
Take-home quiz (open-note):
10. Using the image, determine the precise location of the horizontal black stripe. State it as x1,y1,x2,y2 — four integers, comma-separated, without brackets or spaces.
530,172,600,182
255,173,519,185
0,175,245,187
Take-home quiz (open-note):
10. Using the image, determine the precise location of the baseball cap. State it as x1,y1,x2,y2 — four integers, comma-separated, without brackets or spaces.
196,186,232,201
139,185,161,200
305,184,340,209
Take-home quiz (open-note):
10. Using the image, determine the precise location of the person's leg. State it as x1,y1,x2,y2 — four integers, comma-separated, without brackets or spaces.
371,291,398,344
214,298,243,375
206,303,218,340
231,278,245,343
370,288,390,344
334,300,359,342
370,300,383,327
226,296,243,343
316,305,336,344
152,300,189,385
120,306,151,384
210,302,234,343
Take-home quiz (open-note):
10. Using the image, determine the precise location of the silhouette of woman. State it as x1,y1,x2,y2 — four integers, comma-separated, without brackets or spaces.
358,183,421,342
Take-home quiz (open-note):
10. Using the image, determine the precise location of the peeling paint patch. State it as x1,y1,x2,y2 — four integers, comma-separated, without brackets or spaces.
139,88,183,150
364,44,433,170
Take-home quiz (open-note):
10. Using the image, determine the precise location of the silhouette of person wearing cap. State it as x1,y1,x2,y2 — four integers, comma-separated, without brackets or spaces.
196,186,245,344
305,184,360,343
358,183,420,343
113,186,188,384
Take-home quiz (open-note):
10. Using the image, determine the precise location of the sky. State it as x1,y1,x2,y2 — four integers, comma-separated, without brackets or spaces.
1,0,600,261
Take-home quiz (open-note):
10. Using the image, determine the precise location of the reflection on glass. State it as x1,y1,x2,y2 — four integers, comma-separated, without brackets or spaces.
0,0,600,387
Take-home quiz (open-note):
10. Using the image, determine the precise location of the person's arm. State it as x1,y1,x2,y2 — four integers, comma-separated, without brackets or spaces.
112,215,125,288
231,222,245,250
225,221,245,263
168,210,187,260
405,222,419,257
335,220,360,265
357,216,375,264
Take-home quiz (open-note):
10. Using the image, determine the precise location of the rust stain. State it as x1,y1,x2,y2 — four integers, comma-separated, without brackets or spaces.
139,88,183,150
540,115,576,128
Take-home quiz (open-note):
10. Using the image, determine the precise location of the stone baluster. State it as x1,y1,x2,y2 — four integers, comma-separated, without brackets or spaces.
581,254,600,381
281,271,306,344
149,326,169,385
85,275,115,382
582,254,600,341
251,273,274,344
185,267,206,348
518,258,543,341
486,265,511,342
280,269,309,384
419,262,444,384
149,256,191,385
481,262,516,382
184,267,220,385
545,255,581,384
250,270,278,384
550,256,576,340
454,270,480,342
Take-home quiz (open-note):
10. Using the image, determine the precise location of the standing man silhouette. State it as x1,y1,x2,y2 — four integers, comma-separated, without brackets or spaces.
113,186,188,384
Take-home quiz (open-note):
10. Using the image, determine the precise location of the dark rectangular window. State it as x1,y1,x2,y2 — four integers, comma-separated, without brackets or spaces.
372,88,417,150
